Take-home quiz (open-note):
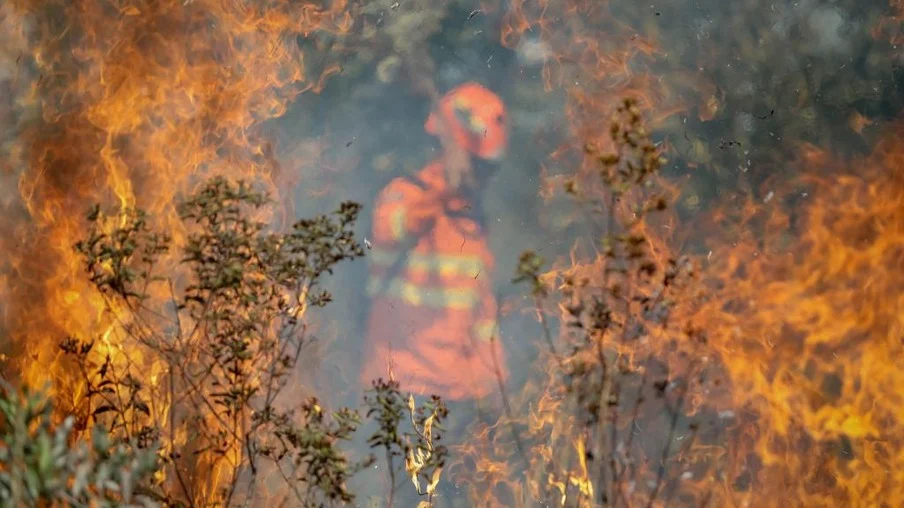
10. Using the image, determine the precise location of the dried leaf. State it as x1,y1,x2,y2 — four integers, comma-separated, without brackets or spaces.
93,405,115,416
423,414,434,443
134,401,151,416
426,467,443,495
407,448,421,492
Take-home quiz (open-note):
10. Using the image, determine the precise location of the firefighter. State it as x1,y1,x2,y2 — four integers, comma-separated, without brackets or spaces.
361,81,509,417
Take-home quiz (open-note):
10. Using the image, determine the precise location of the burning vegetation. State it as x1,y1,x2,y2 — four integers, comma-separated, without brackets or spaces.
1,0,903,507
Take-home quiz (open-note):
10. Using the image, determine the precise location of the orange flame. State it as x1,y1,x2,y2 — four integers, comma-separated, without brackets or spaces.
455,2,904,506
1,0,353,503
685,120,904,505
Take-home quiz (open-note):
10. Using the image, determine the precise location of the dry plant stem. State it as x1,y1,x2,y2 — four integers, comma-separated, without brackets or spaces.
534,295,563,365
614,355,653,506
619,284,672,502
488,332,528,468
604,292,634,506
606,273,637,506
645,376,691,508
594,192,619,506
386,448,396,508
105,355,131,438
275,460,305,505
169,363,193,505
595,338,613,507
662,424,700,506
166,280,195,504
223,409,243,506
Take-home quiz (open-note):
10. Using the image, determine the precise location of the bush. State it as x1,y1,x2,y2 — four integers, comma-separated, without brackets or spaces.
493,98,706,506
61,177,368,505
0,381,159,506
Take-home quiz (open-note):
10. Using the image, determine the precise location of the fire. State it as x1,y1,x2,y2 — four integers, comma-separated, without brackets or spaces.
687,121,904,505
449,1,904,506
1,0,901,505
1,0,352,503
469,115,904,506
500,0,696,241
445,1,700,505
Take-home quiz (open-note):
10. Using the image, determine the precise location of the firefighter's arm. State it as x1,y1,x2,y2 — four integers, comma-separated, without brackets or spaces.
371,179,441,247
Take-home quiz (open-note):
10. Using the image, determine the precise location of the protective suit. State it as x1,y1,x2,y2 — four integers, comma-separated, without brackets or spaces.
361,83,509,401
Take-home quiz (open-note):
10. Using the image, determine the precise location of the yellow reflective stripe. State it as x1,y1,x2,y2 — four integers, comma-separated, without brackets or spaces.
389,207,407,241
472,319,497,342
369,248,483,278
469,115,487,134
367,276,479,310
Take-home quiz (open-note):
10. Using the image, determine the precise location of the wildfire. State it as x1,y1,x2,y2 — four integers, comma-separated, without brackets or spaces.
1,0,352,504
1,0,902,506
462,107,904,507
453,1,904,507
686,121,904,505
447,1,700,505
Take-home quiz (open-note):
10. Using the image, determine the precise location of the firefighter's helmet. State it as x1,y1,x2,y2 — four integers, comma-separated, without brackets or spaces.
425,82,508,161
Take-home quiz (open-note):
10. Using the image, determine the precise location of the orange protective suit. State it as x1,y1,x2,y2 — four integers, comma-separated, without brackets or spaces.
361,83,509,401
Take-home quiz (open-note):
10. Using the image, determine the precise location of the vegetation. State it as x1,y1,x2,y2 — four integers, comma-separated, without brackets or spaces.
0,382,159,506
504,98,707,506
2,0,899,504
364,378,448,508
0,177,454,507
0,99,706,507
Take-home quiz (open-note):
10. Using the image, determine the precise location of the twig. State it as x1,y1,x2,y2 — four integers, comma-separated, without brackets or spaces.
487,312,529,469
275,460,305,504
594,191,619,505
223,406,243,506
533,295,563,369
662,423,700,506
614,355,653,506
169,363,194,504
645,376,691,508
386,448,397,508
619,284,672,504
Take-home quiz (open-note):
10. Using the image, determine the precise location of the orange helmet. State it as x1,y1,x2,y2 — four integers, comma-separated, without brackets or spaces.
425,82,508,161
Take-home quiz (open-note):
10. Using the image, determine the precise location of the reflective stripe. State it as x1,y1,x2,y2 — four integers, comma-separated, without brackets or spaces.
468,115,487,135
367,276,479,310
472,319,497,342
389,206,407,241
369,248,483,278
